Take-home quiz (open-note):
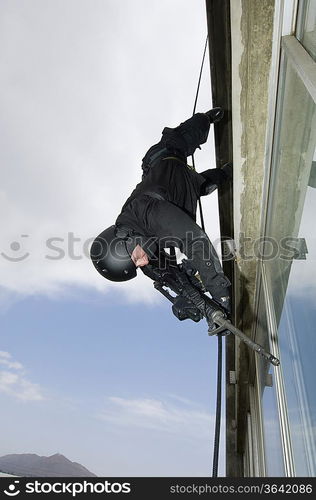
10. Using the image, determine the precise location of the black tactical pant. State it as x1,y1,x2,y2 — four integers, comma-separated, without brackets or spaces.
139,112,231,304
143,196,231,302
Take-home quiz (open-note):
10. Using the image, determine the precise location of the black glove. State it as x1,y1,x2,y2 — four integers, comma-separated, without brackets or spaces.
207,274,231,316
212,295,231,316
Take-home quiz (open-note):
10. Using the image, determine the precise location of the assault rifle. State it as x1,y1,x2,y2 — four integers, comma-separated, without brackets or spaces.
143,253,280,367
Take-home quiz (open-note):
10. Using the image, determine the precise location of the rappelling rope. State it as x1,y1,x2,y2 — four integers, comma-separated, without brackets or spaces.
191,34,223,478
212,334,222,477
191,34,208,232
192,35,209,120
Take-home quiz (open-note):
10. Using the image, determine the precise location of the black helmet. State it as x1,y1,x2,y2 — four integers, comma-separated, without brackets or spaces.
90,225,137,282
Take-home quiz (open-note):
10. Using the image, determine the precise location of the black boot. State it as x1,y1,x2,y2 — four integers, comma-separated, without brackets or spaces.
205,107,224,123
220,162,233,182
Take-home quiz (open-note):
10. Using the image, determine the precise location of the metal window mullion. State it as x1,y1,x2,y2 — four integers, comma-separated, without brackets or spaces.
243,427,250,477
249,381,266,476
254,358,267,476
295,0,308,40
246,412,254,477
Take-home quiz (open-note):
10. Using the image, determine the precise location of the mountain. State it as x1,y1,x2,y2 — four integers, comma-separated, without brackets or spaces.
0,453,97,477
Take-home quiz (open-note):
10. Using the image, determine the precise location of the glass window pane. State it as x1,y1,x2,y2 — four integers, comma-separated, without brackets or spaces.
262,374,285,476
277,184,316,476
265,59,316,321
296,0,316,61
257,288,285,476
265,50,316,476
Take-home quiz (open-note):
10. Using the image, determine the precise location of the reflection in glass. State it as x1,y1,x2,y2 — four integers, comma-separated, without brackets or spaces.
277,185,316,476
266,61,316,321
257,285,285,476
262,374,285,476
265,50,316,475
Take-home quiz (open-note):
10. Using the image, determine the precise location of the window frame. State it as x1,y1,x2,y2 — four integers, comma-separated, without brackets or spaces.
253,34,316,476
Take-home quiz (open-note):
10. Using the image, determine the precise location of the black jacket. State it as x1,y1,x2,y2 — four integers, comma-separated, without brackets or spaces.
116,158,205,228
115,112,225,237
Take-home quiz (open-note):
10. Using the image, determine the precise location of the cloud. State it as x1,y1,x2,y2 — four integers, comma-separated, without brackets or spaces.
0,350,23,370
0,351,45,401
0,0,218,305
0,358,23,371
97,395,214,440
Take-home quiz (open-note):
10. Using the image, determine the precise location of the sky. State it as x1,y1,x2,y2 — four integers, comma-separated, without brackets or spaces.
0,0,225,477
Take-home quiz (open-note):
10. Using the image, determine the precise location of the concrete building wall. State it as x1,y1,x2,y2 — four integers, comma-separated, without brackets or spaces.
230,0,277,473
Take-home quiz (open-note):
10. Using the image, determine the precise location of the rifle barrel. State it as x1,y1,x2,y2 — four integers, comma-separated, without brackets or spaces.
212,311,280,367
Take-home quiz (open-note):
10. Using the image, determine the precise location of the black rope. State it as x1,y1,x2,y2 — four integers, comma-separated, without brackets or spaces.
212,334,223,477
191,34,223,478
192,35,209,116
191,35,208,232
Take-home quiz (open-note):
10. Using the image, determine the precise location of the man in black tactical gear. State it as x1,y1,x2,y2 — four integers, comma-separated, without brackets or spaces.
90,108,232,313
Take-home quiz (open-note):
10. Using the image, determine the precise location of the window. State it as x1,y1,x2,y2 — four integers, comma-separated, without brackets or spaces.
277,182,316,475
257,284,285,476
262,36,316,476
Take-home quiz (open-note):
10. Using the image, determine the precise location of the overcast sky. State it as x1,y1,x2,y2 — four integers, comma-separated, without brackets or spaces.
0,0,225,477
0,0,220,302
